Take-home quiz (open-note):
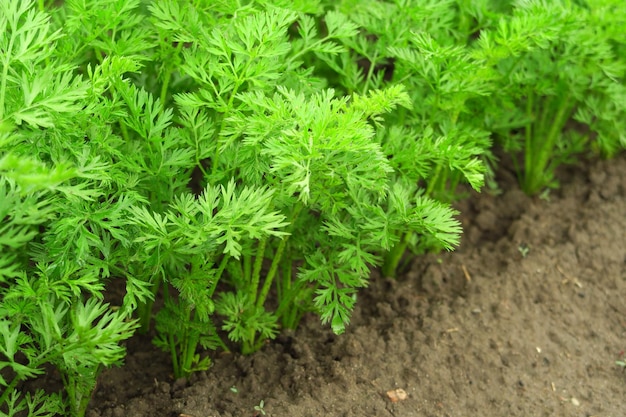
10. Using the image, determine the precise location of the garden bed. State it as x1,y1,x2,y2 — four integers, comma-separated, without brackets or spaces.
4,2,626,416
85,154,626,417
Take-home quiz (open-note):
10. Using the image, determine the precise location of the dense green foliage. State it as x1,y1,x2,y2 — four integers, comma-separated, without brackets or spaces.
1,0,624,415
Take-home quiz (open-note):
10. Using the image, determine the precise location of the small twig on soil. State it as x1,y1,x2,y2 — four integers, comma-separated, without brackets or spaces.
556,265,582,288
461,264,472,282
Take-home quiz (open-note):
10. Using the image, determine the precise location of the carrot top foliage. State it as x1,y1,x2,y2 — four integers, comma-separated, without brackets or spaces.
1,0,624,415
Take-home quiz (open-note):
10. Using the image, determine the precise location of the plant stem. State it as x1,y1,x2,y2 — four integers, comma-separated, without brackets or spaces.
137,274,161,333
159,71,171,110
515,89,535,182
276,280,305,329
159,42,183,108
255,237,287,310
362,51,379,95
181,311,199,376
426,164,442,196
63,368,97,417
0,33,14,121
168,332,180,378
243,252,252,283
275,251,303,329
279,250,292,301
523,91,572,194
211,75,245,176
382,231,411,278
255,203,303,310
242,323,258,355
207,254,230,298
249,238,266,304
76,381,95,417
119,121,130,143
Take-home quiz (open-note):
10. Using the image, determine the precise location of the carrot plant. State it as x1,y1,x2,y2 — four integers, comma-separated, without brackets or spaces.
311,0,494,276
475,0,626,194
0,2,151,415
133,1,461,359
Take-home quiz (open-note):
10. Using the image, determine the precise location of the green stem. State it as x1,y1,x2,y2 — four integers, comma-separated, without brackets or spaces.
288,35,338,65
275,280,305,329
255,237,287,310
181,313,199,376
159,43,183,108
75,381,95,417
500,54,525,82
94,48,105,64
275,251,303,329
525,90,534,149
523,92,572,194
279,250,292,301
249,238,267,304
426,164,442,196
513,90,534,182
242,320,259,355
137,271,162,333
211,73,247,177
361,51,380,95
283,305,300,330
119,121,130,142
63,366,99,417
159,71,171,110
434,168,450,199
255,204,303,310
207,254,230,297
382,231,412,278
0,32,14,122
168,332,180,378
243,252,252,283
241,338,256,356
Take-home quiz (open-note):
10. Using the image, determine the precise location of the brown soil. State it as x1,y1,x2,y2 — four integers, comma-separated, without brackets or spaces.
85,155,626,417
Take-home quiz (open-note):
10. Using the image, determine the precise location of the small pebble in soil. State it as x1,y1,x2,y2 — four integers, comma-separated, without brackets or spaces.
386,388,408,402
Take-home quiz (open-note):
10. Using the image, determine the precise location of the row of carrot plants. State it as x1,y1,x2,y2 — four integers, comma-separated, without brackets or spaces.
1,0,624,415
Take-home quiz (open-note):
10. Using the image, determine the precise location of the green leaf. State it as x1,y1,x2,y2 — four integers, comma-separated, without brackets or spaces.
215,291,278,345
324,11,359,39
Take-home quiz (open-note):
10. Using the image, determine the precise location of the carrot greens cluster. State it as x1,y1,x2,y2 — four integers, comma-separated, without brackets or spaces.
1,0,624,415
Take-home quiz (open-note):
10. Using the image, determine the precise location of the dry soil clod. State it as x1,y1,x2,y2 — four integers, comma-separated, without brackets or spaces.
386,388,408,402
